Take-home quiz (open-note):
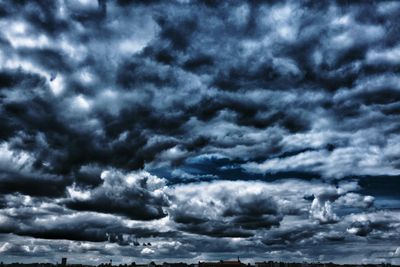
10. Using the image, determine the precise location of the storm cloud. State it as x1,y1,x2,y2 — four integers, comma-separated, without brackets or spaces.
0,0,400,264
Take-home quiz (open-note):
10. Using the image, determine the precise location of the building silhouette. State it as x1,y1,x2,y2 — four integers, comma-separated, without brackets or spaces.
196,258,245,267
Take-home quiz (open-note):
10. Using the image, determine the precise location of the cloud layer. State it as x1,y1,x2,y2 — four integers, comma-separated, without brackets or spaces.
0,0,400,264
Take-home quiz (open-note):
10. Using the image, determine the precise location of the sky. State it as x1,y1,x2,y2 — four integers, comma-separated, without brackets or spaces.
0,0,400,265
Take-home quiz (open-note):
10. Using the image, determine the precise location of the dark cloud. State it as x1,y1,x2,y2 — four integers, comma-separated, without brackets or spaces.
1,0,399,183
347,220,373,237
65,170,169,220
0,171,69,198
0,195,174,244
168,179,360,239
262,223,320,246
0,0,400,264
168,181,282,237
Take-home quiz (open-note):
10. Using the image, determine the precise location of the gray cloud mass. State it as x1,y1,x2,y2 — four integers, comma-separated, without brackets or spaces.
0,0,400,264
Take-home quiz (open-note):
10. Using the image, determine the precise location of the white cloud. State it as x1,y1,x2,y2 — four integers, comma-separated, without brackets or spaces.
141,247,155,255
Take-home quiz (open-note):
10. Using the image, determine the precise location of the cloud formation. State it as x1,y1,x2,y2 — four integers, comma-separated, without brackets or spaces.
0,0,399,264
66,169,169,220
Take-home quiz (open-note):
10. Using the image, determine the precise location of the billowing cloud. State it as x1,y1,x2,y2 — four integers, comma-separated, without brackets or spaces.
66,169,169,220
168,179,365,237
0,0,400,264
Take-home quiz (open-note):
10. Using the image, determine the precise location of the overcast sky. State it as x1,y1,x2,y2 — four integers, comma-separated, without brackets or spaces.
0,0,400,265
